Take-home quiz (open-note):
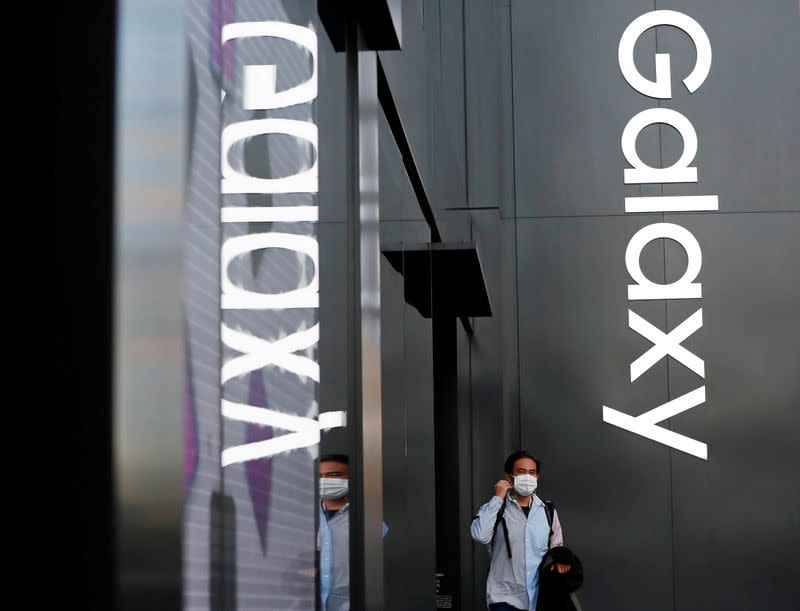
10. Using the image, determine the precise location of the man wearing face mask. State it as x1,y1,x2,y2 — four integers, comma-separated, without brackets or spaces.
318,454,351,611
317,454,389,610
471,450,570,611
317,455,389,610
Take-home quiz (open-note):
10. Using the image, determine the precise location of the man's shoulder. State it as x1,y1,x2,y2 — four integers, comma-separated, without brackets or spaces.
534,495,557,508
477,495,504,511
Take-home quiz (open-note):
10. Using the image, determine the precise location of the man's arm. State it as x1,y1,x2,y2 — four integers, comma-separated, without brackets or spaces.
470,495,504,544
549,509,572,573
549,508,564,548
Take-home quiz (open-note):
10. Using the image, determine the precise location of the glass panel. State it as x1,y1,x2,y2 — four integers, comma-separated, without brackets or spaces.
183,2,321,609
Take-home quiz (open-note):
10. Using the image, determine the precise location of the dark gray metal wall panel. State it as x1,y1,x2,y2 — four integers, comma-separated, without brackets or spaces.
319,221,350,454
379,110,426,223
431,0,468,214
403,266,437,611
464,0,508,210
365,4,799,611
379,219,430,247
369,4,799,611
378,1,433,200
466,212,523,466
379,0,470,235
379,216,404,247
454,318,477,611
318,20,348,223
425,0,468,222
516,216,674,611
501,217,521,454
497,2,518,220
379,219,436,610
663,212,800,611
467,210,512,610
436,210,472,245
380,252,411,610
469,208,508,479
378,219,435,608
395,222,438,583
511,0,662,218
379,111,406,222
654,0,800,213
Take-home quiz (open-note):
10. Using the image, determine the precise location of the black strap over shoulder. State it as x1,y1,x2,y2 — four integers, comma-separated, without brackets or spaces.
491,495,512,559
542,499,556,549
478,496,557,562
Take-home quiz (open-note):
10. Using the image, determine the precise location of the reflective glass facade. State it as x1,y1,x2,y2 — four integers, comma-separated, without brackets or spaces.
106,2,800,610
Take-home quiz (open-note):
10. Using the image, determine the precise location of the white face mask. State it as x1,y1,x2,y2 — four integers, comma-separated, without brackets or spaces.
513,474,537,497
320,477,349,500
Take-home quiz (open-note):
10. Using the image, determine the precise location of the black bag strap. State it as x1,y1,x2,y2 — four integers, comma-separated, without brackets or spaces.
542,499,556,549
491,495,512,559
471,495,513,563
490,494,507,539
476,496,557,562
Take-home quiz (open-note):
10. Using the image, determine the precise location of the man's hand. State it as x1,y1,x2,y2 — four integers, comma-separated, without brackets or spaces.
494,480,511,498
549,562,571,574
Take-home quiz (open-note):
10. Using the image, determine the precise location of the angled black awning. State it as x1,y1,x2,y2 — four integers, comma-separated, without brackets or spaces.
319,1,402,52
381,242,492,319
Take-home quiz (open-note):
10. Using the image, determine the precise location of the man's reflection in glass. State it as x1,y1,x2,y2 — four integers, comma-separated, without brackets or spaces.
318,454,351,611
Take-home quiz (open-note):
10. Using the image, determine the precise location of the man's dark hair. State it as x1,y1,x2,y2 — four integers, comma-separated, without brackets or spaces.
504,450,541,475
320,454,349,465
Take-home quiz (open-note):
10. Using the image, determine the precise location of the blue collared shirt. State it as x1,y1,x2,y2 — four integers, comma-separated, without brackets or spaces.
318,504,389,611
319,503,351,611
470,494,564,611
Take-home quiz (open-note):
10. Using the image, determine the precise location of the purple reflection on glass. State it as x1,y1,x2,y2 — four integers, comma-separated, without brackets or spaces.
210,0,234,84
246,371,273,555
